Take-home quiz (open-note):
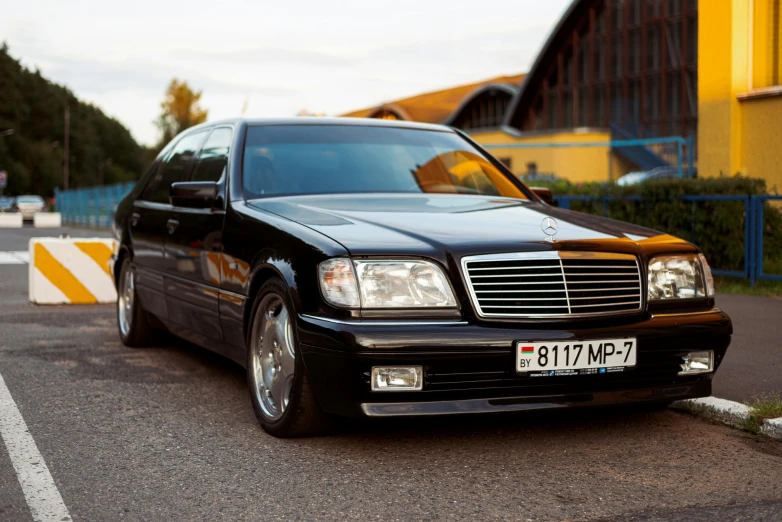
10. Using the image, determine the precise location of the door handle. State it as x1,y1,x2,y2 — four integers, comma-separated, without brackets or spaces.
131,212,140,226
167,219,179,234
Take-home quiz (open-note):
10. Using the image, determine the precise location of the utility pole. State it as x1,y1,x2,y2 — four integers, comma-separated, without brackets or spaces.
63,106,70,191
97,158,112,186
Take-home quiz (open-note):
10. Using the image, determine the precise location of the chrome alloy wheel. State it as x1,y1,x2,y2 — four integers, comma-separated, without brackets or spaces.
118,263,134,337
251,294,296,420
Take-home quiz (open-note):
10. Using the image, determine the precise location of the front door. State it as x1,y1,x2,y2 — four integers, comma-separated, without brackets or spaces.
165,127,232,343
131,130,209,320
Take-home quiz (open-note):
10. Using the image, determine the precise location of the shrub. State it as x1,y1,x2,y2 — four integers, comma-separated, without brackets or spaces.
535,176,782,274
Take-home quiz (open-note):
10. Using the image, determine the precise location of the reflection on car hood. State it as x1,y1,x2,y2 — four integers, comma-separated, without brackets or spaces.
248,194,673,255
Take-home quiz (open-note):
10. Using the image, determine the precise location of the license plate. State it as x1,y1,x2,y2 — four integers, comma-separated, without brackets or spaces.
516,338,636,376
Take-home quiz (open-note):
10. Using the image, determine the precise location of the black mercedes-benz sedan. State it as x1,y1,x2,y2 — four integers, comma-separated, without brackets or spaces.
111,118,732,437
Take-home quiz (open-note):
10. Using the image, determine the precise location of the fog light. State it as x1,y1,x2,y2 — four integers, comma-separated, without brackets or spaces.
371,366,423,392
679,351,714,375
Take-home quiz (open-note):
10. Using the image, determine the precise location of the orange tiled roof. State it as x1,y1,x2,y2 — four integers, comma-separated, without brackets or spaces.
341,73,525,123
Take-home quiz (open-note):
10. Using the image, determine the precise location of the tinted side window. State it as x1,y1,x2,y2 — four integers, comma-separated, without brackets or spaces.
141,131,209,203
191,127,232,182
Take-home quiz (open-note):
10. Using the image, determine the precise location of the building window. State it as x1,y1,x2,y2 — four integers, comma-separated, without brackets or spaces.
752,0,782,89
450,89,514,132
497,157,512,170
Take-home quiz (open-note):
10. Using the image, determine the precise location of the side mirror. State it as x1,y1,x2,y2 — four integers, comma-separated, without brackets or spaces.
530,187,557,207
170,181,218,209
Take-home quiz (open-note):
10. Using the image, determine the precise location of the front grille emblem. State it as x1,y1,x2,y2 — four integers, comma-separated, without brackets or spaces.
541,217,558,242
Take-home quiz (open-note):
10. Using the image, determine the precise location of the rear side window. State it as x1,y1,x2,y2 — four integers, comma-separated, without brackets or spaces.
140,131,209,203
191,127,232,182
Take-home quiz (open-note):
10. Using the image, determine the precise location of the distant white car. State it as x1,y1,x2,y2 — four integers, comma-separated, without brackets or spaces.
13,195,47,220
617,167,697,186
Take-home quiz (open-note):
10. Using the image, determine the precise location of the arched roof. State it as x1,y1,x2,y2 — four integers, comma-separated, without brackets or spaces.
442,83,518,127
503,0,590,129
342,74,525,124
365,104,413,121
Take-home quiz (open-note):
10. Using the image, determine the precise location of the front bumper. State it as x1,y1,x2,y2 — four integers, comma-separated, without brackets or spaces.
297,308,732,418
361,380,711,417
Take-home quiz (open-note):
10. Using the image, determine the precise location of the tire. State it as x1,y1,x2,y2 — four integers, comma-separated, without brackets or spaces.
246,278,332,437
117,256,160,347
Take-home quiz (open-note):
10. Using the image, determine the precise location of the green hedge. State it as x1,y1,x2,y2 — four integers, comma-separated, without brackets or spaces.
534,176,782,275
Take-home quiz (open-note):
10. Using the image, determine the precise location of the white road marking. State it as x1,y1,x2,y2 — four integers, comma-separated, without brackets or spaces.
0,373,71,522
11,251,30,263
0,251,27,264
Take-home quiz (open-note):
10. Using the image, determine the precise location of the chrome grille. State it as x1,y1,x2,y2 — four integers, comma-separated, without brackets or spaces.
462,252,642,318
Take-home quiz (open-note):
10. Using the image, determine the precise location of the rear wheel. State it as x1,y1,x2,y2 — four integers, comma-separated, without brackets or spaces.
247,278,331,437
117,256,159,347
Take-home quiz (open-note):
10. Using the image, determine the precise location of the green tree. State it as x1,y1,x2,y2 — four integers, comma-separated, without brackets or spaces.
0,43,147,194
154,79,208,147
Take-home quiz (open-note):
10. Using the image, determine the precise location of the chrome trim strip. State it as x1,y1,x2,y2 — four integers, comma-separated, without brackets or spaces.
479,297,568,301
568,294,639,300
569,300,639,308
473,281,566,286
562,272,638,276
559,258,572,314
475,289,568,293
299,314,468,326
219,288,248,301
361,399,569,417
651,308,722,318
138,265,247,301
469,273,562,278
565,279,640,284
460,251,643,319
468,264,561,271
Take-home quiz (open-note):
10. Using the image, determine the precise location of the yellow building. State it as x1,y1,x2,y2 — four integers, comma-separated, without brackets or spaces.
699,0,782,191
343,0,700,184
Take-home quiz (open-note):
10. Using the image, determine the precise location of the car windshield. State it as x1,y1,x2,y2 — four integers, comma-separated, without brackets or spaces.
242,125,528,200
16,196,44,203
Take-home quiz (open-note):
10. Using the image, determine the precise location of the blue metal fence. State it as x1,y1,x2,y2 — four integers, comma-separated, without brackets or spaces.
55,182,135,229
556,194,782,286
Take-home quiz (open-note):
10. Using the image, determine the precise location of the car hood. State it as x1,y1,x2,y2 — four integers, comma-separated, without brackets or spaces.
248,194,682,257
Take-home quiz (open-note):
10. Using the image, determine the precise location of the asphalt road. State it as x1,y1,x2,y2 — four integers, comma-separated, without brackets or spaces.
713,293,782,402
0,224,112,251
0,226,780,521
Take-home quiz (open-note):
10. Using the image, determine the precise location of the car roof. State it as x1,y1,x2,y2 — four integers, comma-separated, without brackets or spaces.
187,117,455,133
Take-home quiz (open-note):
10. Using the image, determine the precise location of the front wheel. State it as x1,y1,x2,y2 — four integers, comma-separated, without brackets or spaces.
247,279,331,437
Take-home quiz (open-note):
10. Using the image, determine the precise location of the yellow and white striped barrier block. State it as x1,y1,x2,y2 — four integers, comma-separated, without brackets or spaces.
29,238,117,305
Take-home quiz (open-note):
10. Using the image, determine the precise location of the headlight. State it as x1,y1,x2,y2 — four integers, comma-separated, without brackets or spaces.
318,258,457,309
648,254,713,300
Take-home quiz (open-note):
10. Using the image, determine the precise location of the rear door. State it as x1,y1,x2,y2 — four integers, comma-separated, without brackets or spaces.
130,130,208,319
165,126,232,342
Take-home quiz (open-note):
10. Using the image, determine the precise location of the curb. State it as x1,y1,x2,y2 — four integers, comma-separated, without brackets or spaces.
762,418,782,439
670,396,782,440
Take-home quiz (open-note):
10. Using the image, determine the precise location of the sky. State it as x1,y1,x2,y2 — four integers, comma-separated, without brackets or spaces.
2,0,572,146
